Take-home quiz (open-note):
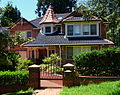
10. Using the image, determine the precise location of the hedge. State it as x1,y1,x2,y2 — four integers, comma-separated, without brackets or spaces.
73,47,120,76
0,70,29,85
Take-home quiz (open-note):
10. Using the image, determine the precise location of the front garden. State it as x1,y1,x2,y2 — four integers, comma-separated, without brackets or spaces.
60,81,120,95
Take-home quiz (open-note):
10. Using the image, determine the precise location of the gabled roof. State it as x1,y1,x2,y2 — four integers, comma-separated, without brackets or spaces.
39,6,59,24
10,18,37,29
23,33,114,47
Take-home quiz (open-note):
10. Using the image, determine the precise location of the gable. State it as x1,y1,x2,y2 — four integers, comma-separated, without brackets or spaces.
10,18,37,32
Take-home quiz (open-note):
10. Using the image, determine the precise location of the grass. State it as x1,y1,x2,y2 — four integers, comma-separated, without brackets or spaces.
2,88,34,95
60,81,120,95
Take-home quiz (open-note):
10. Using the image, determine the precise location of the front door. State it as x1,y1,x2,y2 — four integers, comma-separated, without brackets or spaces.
38,48,47,63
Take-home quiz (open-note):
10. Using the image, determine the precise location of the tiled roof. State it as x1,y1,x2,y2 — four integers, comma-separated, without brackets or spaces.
23,33,113,46
40,6,59,24
0,27,9,32
30,13,70,28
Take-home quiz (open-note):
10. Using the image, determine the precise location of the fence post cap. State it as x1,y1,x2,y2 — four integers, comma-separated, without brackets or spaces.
29,64,40,68
63,63,74,67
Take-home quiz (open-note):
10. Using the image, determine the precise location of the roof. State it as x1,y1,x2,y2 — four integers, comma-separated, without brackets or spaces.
0,27,9,32
30,13,70,28
10,18,37,29
40,5,59,24
23,33,114,47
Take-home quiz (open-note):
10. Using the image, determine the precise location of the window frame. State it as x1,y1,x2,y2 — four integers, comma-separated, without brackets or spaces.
66,23,99,37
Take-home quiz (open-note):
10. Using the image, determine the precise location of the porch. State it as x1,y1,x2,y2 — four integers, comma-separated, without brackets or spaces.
25,44,112,64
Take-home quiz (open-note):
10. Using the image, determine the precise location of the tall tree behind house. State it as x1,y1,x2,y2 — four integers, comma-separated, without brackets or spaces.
36,0,77,17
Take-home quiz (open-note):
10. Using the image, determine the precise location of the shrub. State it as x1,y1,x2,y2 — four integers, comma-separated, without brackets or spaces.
73,47,120,76
16,58,34,70
40,64,63,74
0,70,29,85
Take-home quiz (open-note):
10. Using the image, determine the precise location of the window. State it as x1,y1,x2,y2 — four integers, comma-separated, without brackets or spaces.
67,47,73,59
67,46,91,59
27,32,31,37
83,24,89,35
67,25,73,35
74,25,81,35
45,26,51,33
90,24,97,35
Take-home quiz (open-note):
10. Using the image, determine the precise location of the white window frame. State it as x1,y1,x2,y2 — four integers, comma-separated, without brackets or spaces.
66,23,99,37
66,46,91,60
41,24,54,34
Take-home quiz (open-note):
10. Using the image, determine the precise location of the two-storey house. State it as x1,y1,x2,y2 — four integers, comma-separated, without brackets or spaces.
22,6,113,64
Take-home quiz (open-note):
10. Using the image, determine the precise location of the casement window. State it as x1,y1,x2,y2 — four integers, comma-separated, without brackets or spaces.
45,26,51,33
90,24,97,35
67,46,91,59
67,25,73,35
27,31,31,37
83,24,89,35
67,23,98,36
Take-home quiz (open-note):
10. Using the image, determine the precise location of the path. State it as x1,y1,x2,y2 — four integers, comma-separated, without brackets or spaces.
33,88,62,95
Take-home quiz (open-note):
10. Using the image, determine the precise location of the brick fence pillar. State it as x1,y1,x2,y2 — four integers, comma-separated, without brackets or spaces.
63,63,75,86
28,64,40,89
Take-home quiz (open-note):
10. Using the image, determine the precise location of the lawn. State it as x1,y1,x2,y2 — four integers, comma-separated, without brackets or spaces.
60,81,120,95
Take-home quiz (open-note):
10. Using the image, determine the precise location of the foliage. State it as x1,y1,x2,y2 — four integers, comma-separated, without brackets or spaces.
7,88,34,95
0,70,29,85
36,0,77,17
16,58,34,70
43,53,61,64
40,64,63,74
60,81,120,95
79,0,120,46
73,47,120,76
0,2,21,27
0,50,19,71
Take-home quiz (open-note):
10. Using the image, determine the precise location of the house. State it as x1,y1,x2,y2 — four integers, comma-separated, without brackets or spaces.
9,5,114,64
9,18,40,59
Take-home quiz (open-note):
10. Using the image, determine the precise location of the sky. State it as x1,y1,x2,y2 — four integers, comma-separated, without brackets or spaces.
0,0,38,21
0,0,86,21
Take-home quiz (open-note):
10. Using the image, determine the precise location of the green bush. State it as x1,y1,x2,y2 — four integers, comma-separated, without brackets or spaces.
0,50,19,71
40,64,63,74
16,58,33,70
0,70,29,85
73,47,120,76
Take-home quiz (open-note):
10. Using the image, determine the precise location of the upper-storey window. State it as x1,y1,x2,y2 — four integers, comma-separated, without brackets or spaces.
45,26,51,33
27,31,32,37
66,23,98,37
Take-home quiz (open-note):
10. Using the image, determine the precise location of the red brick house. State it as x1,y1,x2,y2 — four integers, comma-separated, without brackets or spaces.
9,6,114,64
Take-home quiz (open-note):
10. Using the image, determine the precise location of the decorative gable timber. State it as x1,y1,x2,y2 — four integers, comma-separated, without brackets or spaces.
39,5,59,24
10,18,37,32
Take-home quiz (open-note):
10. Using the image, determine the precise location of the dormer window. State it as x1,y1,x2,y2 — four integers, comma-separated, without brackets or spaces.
45,26,51,33
66,23,99,37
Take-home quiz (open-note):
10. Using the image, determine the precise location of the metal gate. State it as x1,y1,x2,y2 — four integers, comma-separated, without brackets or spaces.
40,63,63,88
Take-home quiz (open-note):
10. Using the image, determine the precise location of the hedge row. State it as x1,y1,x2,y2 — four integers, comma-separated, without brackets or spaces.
74,47,120,76
0,70,29,85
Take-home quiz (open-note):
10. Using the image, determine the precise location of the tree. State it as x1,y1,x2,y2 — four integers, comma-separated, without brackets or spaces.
79,0,120,46
1,3,21,27
36,0,77,17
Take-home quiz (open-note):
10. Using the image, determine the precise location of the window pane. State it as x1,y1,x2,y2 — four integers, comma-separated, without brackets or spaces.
81,46,91,53
67,25,73,35
73,47,81,56
27,32,31,37
67,47,73,59
83,24,89,35
90,24,97,35
74,25,81,35
45,26,51,33
32,50,34,59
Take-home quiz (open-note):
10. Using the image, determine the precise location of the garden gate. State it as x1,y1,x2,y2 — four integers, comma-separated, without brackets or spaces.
39,63,63,88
